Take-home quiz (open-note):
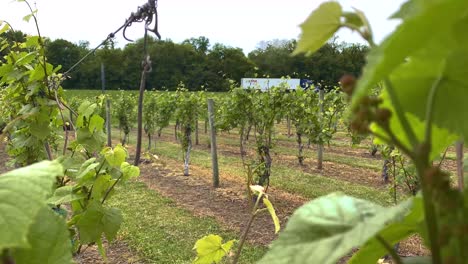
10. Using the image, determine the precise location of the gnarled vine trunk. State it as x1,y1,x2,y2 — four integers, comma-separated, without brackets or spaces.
257,145,272,187
245,123,252,140
239,126,247,161
147,133,152,150
183,125,192,176
174,121,179,140
195,117,199,145
296,132,304,165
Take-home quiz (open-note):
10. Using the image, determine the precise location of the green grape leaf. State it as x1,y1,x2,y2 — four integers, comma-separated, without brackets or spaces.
24,36,40,48
76,161,99,183
15,52,36,66
352,0,468,108
78,157,97,171
349,196,424,263
29,121,50,140
193,235,235,264
0,23,9,34
12,207,73,264
47,186,86,205
78,101,97,118
23,14,33,22
258,193,413,264
104,144,127,167
120,162,140,181
89,115,105,133
76,128,106,152
342,11,364,28
389,49,468,141
102,207,123,242
293,1,342,55
390,0,419,19
76,201,122,244
263,197,280,234
91,174,112,200
29,64,46,81
371,89,459,160
0,161,62,250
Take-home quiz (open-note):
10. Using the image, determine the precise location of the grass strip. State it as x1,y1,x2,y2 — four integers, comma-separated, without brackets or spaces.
153,140,394,206
108,181,266,264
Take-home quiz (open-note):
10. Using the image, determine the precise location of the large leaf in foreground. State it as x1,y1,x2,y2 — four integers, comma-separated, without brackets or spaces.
0,161,62,250
371,90,458,160
349,196,424,263
389,48,468,141
352,0,468,108
258,193,413,264
12,207,73,264
293,1,342,55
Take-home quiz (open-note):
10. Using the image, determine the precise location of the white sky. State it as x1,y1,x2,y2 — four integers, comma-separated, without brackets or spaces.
0,0,404,54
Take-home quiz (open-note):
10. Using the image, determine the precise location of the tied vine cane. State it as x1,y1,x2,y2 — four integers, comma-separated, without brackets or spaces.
134,0,161,165
64,0,161,77
61,1,161,165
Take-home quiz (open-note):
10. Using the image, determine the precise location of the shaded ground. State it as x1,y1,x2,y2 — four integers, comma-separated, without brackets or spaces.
128,144,430,260
0,130,438,263
157,130,388,189
74,240,144,264
137,153,306,245
155,128,458,191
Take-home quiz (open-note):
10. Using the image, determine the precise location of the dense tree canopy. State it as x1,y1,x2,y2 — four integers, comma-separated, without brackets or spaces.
1,31,368,91
248,39,369,87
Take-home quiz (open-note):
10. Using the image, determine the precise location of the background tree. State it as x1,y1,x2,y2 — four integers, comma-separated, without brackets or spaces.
37,35,367,91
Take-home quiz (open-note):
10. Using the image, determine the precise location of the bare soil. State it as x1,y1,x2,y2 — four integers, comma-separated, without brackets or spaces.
126,143,430,261
74,240,144,264
1,126,443,264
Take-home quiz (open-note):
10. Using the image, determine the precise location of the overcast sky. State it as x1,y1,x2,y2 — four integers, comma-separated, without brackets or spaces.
0,0,405,54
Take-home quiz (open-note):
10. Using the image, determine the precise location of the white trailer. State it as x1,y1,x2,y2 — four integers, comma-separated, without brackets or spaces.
241,78,311,91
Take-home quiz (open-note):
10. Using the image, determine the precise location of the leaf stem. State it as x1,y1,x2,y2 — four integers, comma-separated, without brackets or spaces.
53,89,70,155
384,79,419,148
342,23,373,45
231,193,262,264
23,0,50,94
44,141,53,160
424,73,444,149
437,147,449,168
418,71,446,264
376,235,403,264
370,130,413,160
101,173,122,204
416,161,442,264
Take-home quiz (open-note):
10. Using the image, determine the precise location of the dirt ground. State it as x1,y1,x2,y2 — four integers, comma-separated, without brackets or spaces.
73,240,144,264
0,129,441,263
130,147,430,259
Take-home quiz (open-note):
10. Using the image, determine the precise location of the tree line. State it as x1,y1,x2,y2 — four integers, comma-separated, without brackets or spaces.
1,31,368,91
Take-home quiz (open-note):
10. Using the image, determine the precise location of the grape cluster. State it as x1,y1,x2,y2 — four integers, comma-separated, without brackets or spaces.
339,74,392,135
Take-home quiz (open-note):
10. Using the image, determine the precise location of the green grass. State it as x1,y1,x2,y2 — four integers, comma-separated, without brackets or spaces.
118,127,393,205
108,181,266,264
63,89,227,102
150,140,394,206
64,89,135,102
323,153,381,171
158,125,382,172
